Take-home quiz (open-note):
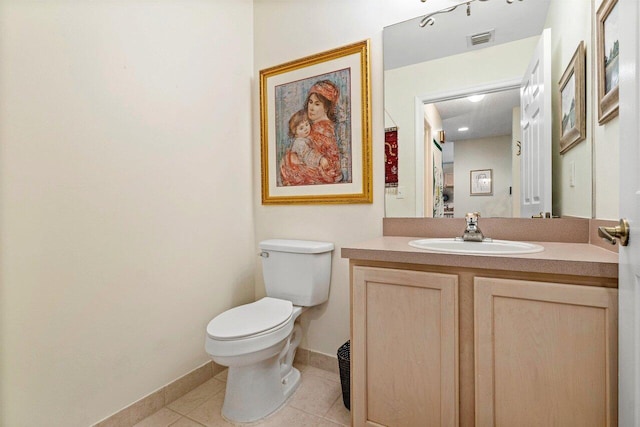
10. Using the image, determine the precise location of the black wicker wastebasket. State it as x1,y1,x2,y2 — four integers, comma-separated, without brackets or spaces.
337,340,350,410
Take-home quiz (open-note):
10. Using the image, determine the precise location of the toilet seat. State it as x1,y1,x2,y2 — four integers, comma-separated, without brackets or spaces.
207,297,293,340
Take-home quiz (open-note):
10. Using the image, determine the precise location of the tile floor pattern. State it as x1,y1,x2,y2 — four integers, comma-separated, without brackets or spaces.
133,364,350,427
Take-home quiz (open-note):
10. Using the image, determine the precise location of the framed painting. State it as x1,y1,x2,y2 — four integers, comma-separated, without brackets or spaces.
596,0,619,124
259,40,372,204
470,169,493,196
559,41,586,154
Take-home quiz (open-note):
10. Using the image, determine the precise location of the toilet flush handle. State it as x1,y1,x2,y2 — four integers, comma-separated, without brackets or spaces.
259,251,269,258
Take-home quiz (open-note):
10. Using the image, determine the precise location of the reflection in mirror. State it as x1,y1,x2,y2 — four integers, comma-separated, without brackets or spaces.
432,87,521,218
383,0,594,219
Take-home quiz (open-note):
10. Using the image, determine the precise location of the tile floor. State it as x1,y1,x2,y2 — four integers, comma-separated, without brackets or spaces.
132,364,351,427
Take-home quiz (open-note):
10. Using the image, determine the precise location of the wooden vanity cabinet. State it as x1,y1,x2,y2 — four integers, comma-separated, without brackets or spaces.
350,265,618,427
474,277,618,427
351,266,459,427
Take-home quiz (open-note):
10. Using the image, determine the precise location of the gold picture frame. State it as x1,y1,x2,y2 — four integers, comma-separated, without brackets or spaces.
596,0,619,124
259,40,372,205
559,41,586,154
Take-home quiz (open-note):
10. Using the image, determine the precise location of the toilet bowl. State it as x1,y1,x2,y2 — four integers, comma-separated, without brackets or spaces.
206,298,305,423
204,239,334,424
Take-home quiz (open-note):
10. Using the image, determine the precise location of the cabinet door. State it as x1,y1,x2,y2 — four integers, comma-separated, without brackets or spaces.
475,277,618,427
352,267,458,427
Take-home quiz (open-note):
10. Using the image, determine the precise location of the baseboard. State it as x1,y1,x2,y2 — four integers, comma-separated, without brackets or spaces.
295,348,339,374
93,349,337,426
92,361,225,427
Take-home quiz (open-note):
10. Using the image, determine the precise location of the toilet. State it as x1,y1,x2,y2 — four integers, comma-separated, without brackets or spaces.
205,239,334,423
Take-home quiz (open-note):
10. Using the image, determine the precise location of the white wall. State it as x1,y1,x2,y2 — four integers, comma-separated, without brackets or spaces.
384,36,539,217
0,1,255,426
453,135,513,218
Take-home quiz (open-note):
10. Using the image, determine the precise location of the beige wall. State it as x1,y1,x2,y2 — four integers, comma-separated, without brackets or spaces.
453,135,513,218
0,1,255,425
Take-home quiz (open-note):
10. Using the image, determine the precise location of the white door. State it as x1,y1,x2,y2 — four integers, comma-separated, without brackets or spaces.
618,0,640,424
520,28,552,218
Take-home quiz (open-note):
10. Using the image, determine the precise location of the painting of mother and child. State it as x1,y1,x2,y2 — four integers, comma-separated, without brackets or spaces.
275,69,352,187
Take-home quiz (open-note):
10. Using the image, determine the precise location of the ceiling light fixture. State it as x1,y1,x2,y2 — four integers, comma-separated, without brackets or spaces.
467,94,486,102
419,4,459,27
458,127,469,132
419,0,524,28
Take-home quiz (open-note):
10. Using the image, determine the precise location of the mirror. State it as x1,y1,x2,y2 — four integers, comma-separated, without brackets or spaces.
383,0,594,218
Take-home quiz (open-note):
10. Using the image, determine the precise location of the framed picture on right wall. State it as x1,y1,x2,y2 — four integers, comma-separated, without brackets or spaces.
596,0,619,124
559,41,586,154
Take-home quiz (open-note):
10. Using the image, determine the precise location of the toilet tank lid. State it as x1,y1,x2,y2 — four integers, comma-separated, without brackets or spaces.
259,239,334,254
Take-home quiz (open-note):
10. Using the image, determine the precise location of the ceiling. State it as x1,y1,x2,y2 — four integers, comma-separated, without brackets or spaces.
432,87,521,142
383,0,552,70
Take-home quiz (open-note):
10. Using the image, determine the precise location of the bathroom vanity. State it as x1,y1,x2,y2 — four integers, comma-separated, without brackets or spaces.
342,219,619,427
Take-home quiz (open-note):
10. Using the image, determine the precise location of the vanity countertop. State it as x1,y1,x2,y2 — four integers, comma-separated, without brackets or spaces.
342,236,618,279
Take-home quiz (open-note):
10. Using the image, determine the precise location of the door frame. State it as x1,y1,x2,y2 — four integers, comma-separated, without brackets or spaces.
414,78,521,217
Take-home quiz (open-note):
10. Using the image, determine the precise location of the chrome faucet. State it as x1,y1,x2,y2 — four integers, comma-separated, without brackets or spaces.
462,212,485,242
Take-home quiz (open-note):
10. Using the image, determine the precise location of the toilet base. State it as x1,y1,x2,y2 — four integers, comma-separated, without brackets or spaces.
208,309,306,424
221,357,301,423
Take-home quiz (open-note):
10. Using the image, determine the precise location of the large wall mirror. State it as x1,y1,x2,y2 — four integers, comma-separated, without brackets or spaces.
383,0,596,219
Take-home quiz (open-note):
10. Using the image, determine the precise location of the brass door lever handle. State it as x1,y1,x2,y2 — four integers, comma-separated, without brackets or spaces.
598,218,630,246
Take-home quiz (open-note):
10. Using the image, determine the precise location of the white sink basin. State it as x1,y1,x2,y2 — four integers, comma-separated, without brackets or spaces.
408,238,544,255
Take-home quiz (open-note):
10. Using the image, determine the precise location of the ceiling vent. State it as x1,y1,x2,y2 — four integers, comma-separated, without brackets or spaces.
467,29,495,47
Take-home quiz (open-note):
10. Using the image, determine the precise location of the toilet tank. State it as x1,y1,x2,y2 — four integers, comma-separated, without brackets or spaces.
259,239,334,306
